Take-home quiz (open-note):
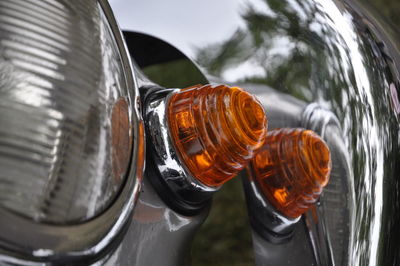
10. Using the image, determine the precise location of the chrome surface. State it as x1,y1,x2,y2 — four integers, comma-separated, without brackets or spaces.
111,0,400,264
251,220,316,266
300,105,349,265
243,83,306,129
242,85,351,264
302,104,353,266
143,89,218,212
0,0,145,262
242,169,300,240
97,177,209,266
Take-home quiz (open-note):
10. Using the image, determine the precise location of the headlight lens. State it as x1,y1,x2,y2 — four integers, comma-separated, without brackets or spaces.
0,0,133,223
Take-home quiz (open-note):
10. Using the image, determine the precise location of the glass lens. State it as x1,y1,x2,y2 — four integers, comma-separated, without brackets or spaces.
0,1,133,223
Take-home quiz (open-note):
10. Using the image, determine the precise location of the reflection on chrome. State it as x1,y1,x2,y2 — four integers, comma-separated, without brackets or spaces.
187,0,399,263
143,88,218,215
108,0,400,263
302,104,353,266
164,209,191,232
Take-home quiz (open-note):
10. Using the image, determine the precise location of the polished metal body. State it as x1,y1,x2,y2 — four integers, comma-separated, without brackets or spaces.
94,70,210,266
301,103,353,266
97,177,209,266
242,170,300,242
241,85,352,265
111,0,400,265
0,0,399,265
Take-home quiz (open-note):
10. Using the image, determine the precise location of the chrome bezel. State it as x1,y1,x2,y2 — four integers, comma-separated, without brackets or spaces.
243,166,300,243
0,0,145,262
301,103,353,266
143,88,218,214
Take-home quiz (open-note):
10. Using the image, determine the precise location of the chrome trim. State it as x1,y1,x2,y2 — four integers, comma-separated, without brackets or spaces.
0,0,145,262
240,85,303,242
95,177,210,266
143,88,217,214
301,103,354,266
301,103,341,139
242,168,300,243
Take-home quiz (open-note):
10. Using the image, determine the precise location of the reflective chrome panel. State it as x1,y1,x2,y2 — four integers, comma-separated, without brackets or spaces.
112,0,400,264
302,104,353,266
242,169,300,242
98,177,209,266
242,86,352,265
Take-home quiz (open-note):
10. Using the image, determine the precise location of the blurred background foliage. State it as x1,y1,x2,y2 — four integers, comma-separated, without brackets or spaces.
191,177,254,266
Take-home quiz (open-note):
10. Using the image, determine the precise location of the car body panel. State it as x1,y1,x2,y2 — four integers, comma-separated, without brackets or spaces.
110,0,400,265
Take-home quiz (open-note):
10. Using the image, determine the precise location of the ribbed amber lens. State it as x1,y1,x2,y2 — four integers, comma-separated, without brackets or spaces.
168,84,268,187
251,128,331,218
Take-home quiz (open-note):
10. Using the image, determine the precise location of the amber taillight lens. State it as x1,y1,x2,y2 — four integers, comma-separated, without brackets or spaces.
251,128,331,218
168,84,268,187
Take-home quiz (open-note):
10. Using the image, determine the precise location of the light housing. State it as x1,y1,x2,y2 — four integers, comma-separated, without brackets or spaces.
0,0,136,224
143,84,267,215
250,128,331,218
167,84,268,187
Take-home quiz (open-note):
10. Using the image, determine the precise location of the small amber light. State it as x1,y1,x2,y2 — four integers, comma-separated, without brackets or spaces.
250,128,331,218
168,84,268,187
111,98,132,183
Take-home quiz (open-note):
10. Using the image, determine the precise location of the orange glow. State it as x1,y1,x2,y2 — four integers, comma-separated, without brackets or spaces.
250,128,331,218
168,84,268,187
111,98,132,183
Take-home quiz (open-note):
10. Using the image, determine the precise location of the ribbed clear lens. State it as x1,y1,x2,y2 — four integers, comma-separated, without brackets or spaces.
0,1,133,223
